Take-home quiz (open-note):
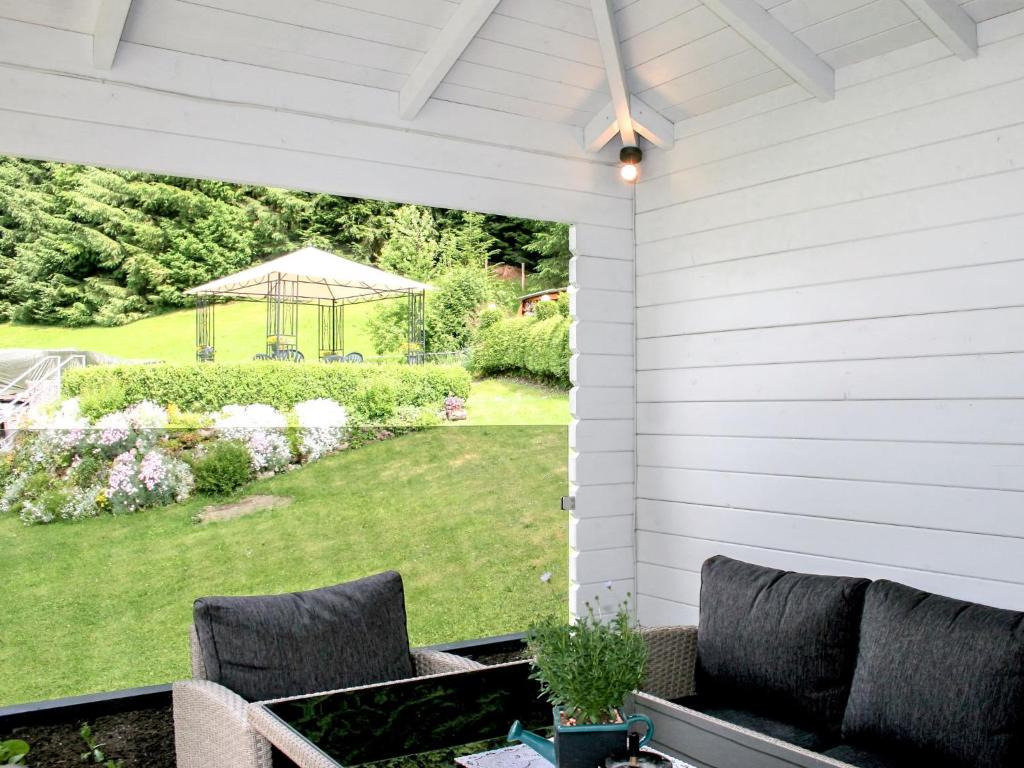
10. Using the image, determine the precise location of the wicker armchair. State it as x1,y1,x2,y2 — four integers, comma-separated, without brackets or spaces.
173,625,486,768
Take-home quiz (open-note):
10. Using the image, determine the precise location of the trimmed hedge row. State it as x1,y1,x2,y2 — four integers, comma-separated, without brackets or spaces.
470,315,570,387
62,362,471,418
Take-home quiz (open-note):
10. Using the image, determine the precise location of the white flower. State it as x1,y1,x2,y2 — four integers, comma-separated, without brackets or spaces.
294,400,348,463
294,399,348,430
123,400,169,430
540,572,552,583
212,404,288,434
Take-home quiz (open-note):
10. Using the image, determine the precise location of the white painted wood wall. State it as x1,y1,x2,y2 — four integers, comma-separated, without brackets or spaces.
633,8,1024,625
569,223,636,617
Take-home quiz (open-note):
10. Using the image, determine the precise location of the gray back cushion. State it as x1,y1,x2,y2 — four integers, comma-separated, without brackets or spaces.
842,580,1024,768
193,571,414,702
696,556,870,734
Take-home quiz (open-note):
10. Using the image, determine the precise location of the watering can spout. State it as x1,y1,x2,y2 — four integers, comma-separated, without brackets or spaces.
508,720,556,765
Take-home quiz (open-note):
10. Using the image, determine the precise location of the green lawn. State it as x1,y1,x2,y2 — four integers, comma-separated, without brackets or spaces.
455,378,570,426
0,424,568,706
0,301,377,364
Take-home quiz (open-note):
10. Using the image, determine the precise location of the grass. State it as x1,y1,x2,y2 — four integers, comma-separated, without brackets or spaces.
0,301,377,364
0,424,569,706
455,378,570,426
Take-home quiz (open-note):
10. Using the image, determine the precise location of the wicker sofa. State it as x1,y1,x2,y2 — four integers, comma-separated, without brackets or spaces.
172,572,485,768
634,556,1024,768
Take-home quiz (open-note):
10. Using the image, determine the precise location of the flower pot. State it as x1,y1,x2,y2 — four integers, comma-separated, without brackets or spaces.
510,708,654,768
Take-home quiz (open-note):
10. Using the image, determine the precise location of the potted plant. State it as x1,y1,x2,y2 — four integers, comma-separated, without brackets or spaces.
0,738,29,767
509,596,653,768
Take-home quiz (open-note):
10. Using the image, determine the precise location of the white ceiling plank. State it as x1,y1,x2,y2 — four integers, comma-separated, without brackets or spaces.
701,0,836,100
902,0,978,58
399,0,501,120
93,0,133,69
584,95,675,150
591,0,638,145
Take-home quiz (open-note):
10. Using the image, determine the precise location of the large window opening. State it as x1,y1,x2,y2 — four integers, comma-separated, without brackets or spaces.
0,156,572,716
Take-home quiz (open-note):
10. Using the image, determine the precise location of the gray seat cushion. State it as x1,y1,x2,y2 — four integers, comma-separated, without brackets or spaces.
672,695,837,753
696,556,870,735
821,744,907,768
841,580,1024,768
193,571,414,701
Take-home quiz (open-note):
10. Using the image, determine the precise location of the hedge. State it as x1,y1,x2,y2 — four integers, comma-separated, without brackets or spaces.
469,315,570,387
62,362,471,418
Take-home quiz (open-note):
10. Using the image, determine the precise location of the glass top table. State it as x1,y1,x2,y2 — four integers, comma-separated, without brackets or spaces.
248,661,552,768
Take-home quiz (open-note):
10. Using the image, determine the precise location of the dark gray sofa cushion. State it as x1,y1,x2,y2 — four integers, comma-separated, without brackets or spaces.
193,571,414,702
696,556,870,734
821,744,907,768
672,696,838,753
841,580,1024,768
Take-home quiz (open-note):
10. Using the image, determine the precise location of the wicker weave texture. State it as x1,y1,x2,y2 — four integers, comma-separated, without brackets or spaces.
173,680,273,768
640,625,698,701
412,648,488,675
247,705,340,768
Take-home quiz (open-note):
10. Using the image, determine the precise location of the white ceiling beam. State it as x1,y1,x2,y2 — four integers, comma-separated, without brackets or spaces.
630,95,674,150
590,0,637,146
93,0,133,70
901,0,977,59
399,0,501,120
584,95,674,152
701,0,835,101
584,103,620,153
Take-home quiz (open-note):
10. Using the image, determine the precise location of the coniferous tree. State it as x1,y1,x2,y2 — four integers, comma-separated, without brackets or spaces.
376,205,438,281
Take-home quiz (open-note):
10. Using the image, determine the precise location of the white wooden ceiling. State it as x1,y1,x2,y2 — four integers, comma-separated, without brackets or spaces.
3,0,1023,149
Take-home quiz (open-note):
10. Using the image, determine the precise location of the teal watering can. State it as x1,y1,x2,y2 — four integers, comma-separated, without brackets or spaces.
509,709,655,768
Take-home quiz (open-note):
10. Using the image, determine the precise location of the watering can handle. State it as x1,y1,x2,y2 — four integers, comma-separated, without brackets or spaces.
625,714,655,747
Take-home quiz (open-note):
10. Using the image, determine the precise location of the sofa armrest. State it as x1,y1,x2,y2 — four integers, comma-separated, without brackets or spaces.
173,679,272,768
640,625,698,701
411,648,488,676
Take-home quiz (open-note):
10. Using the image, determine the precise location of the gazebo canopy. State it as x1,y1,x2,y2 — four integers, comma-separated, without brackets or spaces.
185,246,432,304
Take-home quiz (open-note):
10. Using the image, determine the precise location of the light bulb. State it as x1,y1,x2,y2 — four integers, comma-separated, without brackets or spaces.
620,163,638,182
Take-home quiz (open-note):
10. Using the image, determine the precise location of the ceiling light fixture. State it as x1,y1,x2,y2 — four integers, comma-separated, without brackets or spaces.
619,146,642,183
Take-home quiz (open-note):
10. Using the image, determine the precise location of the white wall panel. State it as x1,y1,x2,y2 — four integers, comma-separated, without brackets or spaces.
569,223,637,616
633,12,1024,622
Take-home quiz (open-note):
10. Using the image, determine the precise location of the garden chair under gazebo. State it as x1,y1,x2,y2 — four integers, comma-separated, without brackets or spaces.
184,247,431,363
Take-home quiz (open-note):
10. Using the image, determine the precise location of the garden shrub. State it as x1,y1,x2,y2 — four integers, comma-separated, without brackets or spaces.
78,379,128,419
191,441,251,497
533,299,560,321
470,314,570,387
354,379,398,421
63,363,470,418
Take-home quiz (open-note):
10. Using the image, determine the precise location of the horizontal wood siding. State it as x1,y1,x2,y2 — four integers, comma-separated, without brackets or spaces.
569,224,637,617
633,9,1024,626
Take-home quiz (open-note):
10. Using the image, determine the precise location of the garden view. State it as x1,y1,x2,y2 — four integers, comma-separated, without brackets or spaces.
0,157,572,706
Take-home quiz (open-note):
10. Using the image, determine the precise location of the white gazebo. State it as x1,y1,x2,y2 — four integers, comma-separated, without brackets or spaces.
1,0,1023,745
184,246,431,362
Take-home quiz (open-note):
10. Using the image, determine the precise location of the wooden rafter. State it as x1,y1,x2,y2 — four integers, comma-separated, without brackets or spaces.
702,0,835,101
584,95,674,152
93,0,133,70
902,0,977,59
399,0,501,120
590,0,637,147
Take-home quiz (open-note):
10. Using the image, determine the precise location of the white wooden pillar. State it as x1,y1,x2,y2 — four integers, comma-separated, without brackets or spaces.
568,222,636,618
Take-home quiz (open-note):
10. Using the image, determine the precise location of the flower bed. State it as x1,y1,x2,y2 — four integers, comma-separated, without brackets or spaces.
1,393,440,526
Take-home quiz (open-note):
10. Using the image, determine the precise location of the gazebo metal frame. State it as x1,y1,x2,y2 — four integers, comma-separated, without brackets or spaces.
188,249,428,364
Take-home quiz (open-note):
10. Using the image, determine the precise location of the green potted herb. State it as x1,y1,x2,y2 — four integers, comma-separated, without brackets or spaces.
0,739,30,767
509,596,653,768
